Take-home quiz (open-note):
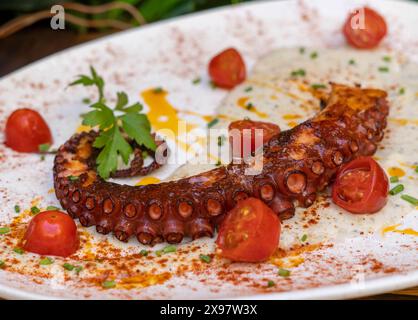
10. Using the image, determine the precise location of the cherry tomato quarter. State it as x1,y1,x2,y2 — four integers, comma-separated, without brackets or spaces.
216,198,280,262
208,48,246,89
5,108,52,153
332,156,389,214
343,7,387,49
23,210,79,257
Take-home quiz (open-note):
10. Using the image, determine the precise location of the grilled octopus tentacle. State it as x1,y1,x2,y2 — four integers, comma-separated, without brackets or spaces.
53,84,389,245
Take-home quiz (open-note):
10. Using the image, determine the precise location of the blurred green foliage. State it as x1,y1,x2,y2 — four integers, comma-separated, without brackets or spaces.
0,0,252,24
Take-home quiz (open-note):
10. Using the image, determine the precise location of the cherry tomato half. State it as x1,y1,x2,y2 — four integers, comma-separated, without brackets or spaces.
5,108,53,153
228,119,280,158
343,7,387,49
332,156,389,214
23,210,79,257
216,198,280,262
208,48,246,89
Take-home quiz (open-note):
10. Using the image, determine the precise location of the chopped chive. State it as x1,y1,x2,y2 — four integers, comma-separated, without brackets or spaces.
68,175,79,182
40,257,54,265
299,47,305,54
14,205,20,213
382,56,391,62
311,83,326,89
0,227,10,235
398,87,405,95
207,118,219,128
140,249,149,257
82,97,91,104
162,245,176,254
278,268,291,277
63,263,75,271
378,66,389,73
415,166,418,173
246,102,254,110
267,280,275,287
215,160,221,167
30,206,40,214
390,176,399,183
192,77,201,85
400,194,418,206
74,266,83,274
209,81,217,89
102,280,116,289
244,86,253,92
13,248,24,255
153,87,163,94
46,206,59,211
38,143,50,153
199,254,211,263
0,260,4,268
348,59,356,65
389,184,404,195
310,51,318,59
301,234,308,242
217,135,226,146
40,155,45,161
290,69,306,77
155,250,163,257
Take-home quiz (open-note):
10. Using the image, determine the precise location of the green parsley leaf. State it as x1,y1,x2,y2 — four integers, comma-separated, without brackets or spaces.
120,113,156,151
140,249,149,257
267,280,275,287
95,127,133,179
70,66,155,180
46,206,60,211
70,66,105,102
82,103,115,130
0,260,5,268
115,92,128,110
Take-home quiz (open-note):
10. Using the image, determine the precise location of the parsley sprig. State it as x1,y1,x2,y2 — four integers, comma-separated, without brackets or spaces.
70,67,156,179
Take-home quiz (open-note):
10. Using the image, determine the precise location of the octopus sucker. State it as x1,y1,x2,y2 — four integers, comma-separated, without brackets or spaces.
53,83,389,245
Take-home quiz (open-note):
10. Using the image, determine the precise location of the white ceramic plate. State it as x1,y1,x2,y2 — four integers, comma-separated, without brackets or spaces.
0,0,417,300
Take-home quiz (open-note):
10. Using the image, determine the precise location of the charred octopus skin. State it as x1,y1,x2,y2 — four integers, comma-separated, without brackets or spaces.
53,83,389,245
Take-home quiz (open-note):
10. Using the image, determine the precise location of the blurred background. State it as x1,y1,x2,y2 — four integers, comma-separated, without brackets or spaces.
0,0,252,77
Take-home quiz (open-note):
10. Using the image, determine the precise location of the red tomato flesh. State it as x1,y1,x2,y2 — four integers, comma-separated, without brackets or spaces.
208,48,246,89
216,198,280,262
332,157,389,214
343,7,387,49
228,120,280,158
5,108,52,153
23,210,79,257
